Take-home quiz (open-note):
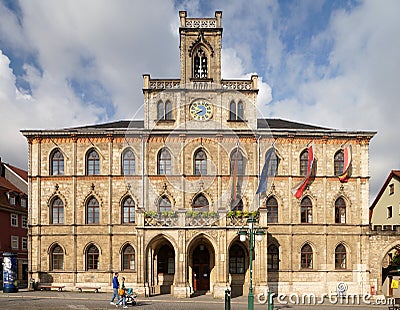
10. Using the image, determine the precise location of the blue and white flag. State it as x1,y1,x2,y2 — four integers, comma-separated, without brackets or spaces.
256,147,276,194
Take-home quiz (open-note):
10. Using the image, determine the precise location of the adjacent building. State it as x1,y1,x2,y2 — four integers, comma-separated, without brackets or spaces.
0,159,29,287
21,11,377,298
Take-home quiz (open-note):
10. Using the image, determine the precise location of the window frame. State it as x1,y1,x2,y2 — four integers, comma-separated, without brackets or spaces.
194,148,207,175
21,237,28,250
300,150,309,176
11,236,19,250
192,194,209,213
158,196,172,213
157,148,171,175
267,244,279,271
335,197,346,224
51,245,64,270
301,244,313,269
266,197,278,223
51,197,64,224
22,215,28,229
300,197,313,223
86,245,100,270
86,149,100,175
86,197,100,224
122,197,135,224
334,150,344,176
122,149,135,175
50,149,64,176
11,213,18,227
229,244,245,274
335,244,347,270
122,245,135,271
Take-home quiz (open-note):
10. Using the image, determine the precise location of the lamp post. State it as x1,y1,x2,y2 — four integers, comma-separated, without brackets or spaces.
237,214,266,310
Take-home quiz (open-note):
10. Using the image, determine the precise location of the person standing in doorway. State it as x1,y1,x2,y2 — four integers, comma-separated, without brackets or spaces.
110,272,120,305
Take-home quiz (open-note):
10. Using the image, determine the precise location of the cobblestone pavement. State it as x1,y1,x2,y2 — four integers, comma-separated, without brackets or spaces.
0,289,391,310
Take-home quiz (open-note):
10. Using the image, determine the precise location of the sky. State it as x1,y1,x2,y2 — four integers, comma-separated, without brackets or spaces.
0,0,399,201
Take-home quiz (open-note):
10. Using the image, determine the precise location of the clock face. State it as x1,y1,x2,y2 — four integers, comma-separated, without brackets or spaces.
190,100,213,121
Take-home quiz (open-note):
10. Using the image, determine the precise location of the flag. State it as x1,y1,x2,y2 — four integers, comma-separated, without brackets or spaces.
292,142,314,199
232,145,239,199
338,145,352,183
256,147,276,194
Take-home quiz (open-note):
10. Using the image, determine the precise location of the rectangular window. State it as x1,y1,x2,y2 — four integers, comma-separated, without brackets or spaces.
11,236,18,250
388,206,393,218
22,216,28,229
22,237,28,250
390,184,395,195
9,195,15,205
11,214,18,227
21,198,27,208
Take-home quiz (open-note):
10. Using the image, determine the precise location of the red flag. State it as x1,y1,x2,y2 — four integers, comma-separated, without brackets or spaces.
338,145,352,183
292,142,314,199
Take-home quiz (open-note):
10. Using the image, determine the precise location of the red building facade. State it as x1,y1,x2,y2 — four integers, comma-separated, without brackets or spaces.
0,160,28,288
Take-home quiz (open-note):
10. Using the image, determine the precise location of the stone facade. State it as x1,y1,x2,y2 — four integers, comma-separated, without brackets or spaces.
21,11,378,299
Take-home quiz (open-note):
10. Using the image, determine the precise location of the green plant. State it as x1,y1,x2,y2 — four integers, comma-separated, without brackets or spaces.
227,211,235,218
185,210,193,218
145,211,157,218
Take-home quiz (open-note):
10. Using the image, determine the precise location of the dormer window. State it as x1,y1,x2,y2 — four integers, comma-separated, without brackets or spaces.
9,194,15,205
194,48,208,79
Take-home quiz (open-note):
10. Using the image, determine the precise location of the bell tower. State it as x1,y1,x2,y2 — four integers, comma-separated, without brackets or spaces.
179,11,223,85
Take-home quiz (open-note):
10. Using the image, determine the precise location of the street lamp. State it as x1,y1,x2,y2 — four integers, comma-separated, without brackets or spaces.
237,214,266,310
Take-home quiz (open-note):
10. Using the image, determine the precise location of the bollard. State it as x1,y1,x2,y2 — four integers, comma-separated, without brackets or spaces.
225,289,231,310
267,290,274,310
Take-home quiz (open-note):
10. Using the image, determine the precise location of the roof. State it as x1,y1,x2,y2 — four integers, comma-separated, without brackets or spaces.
258,118,331,130
370,170,400,210
4,163,28,182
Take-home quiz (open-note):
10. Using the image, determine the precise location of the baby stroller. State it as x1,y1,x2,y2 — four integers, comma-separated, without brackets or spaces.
125,288,137,306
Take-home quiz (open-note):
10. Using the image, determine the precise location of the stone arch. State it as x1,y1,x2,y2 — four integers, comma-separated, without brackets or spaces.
82,241,102,255
47,241,67,255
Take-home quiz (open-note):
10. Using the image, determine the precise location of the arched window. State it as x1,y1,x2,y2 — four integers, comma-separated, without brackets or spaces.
86,197,99,224
51,197,64,224
122,149,135,175
300,150,309,176
301,244,313,269
194,149,207,175
51,244,64,270
229,101,245,121
157,100,173,121
165,101,172,120
158,196,172,213
50,149,64,175
230,149,244,176
231,198,243,211
157,148,171,175
229,244,245,274
300,197,312,223
192,194,209,212
335,244,347,269
122,197,135,224
193,48,208,79
334,150,344,176
86,149,100,175
123,245,135,270
237,101,244,120
267,244,279,270
86,244,99,270
335,197,346,224
229,101,236,120
266,196,278,223
267,149,279,176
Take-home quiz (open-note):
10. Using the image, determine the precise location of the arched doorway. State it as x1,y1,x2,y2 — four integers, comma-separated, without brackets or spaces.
192,244,210,292
146,236,176,296
382,245,400,297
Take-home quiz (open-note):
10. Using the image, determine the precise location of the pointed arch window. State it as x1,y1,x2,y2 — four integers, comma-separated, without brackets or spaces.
267,149,279,176
335,244,347,269
157,100,173,121
192,194,209,212
158,196,172,213
229,244,245,274
123,245,135,270
334,150,344,176
158,148,171,175
194,149,207,175
157,244,175,274
51,197,64,224
86,149,100,175
50,149,64,175
267,244,279,270
266,196,278,223
86,244,99,270
230,149,244,176
335,197,346,224
300,150,309,176
122,149,135,175
301,244,313,269
86,197,99,224
229,101,245,121
231,198,243,211
122,197,135,224
300,197,312,223
193,48,208,79
51,244,64,270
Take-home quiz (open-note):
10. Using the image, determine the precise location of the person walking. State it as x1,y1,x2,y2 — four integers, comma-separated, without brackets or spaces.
115,276,127,308
110,272,120,305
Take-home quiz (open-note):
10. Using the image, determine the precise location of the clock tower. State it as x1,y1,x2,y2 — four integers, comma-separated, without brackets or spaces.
142,11,259,131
